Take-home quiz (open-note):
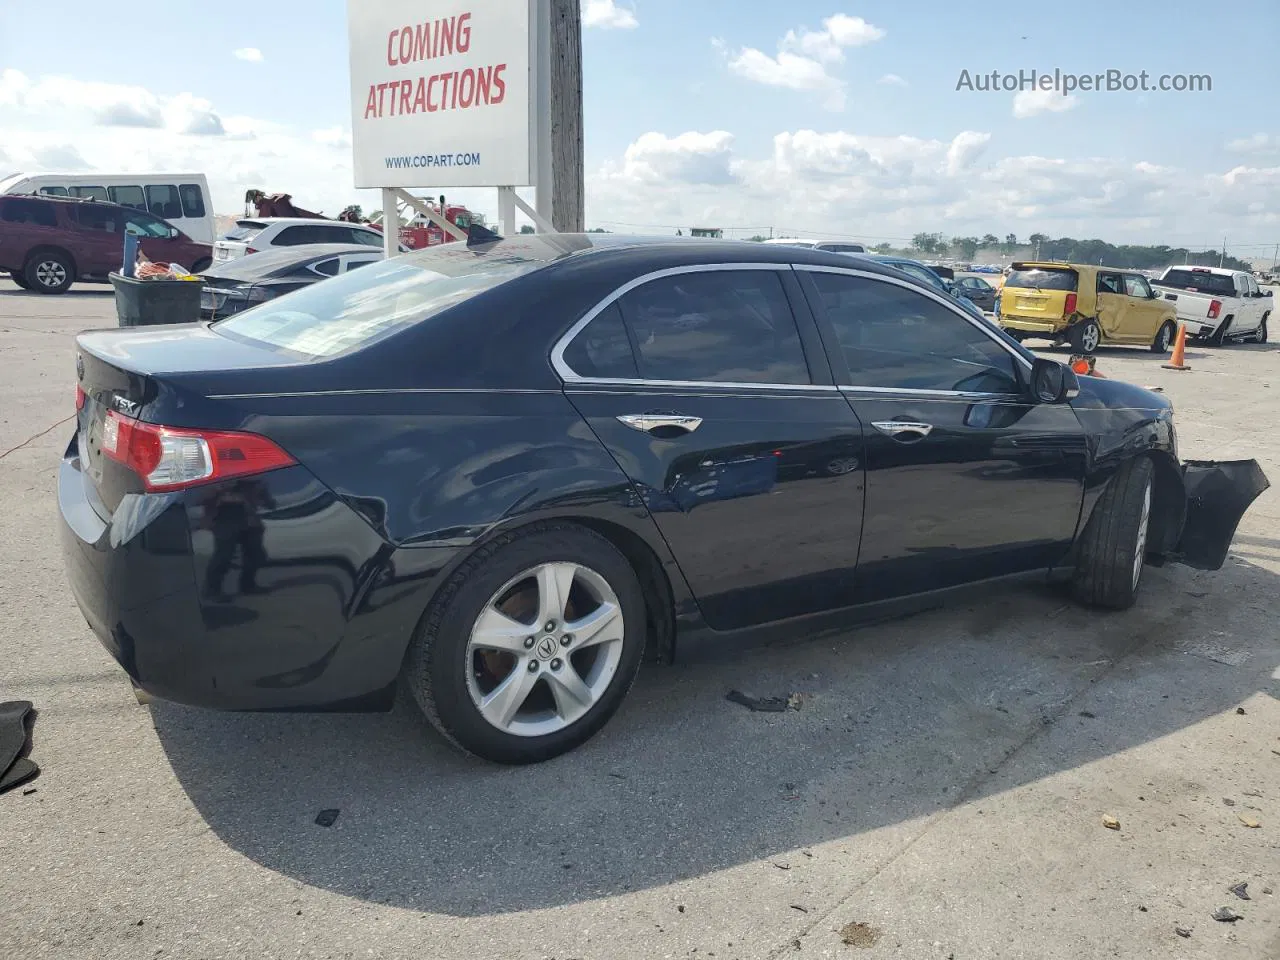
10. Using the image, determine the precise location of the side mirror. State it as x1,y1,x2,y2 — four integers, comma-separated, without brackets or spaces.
169,226,180,238
1266,289,1273,297
1030,357,1077,403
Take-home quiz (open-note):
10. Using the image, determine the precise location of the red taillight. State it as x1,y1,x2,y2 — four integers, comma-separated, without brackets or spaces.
100,410,295,492
245,246,258,255
1064,292,1078,315
75,385,86,410
1207,299,1222,319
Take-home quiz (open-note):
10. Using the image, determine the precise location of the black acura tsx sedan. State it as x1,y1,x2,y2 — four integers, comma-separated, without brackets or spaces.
59,234,1268,763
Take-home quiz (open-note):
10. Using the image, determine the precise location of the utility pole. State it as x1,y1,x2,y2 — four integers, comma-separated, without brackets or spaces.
536,0,583,232
1271,243,1278,271
1220,236,1226,268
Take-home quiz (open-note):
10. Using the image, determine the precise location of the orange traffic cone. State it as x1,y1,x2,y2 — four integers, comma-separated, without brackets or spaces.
1161,323,1190,371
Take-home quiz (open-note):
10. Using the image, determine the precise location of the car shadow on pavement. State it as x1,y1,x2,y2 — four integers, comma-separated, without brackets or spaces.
150,560,1280,917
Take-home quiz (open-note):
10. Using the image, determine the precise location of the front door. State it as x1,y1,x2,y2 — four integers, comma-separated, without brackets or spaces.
1120,273,1164,344
797,266,1087,601
559,266,867,631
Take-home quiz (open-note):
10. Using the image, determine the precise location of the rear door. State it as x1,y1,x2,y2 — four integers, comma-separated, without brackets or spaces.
1095,271,1129,339
797,265,1086,601
558,264,867,630
70,203,125,275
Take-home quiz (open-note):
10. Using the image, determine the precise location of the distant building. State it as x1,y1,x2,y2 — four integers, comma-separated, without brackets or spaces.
690,227,723,238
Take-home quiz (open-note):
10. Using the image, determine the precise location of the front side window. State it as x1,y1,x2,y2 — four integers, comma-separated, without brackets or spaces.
108,185,147,210
1123,274,1152,299
145,184,182,220
810,273,1021,394
562,303,638,379
124,212,172,239
619,270,810,385
0,198,57,227
179,184,206,218
38,186,68,196
348,228,384,247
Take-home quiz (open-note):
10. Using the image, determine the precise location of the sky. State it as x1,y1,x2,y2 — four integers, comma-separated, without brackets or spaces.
2,0,1280,256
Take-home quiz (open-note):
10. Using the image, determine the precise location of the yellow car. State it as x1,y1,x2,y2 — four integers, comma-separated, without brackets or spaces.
997,261,1179,353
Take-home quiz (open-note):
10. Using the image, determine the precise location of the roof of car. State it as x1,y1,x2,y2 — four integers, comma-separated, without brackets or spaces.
237,217,380,226
202,244,382,279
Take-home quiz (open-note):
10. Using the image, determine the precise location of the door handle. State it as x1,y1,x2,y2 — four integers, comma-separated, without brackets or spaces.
871,420,933,441
616,414,703,436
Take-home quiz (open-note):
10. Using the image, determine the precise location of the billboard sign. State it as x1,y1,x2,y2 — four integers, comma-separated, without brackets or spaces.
347,0,534,189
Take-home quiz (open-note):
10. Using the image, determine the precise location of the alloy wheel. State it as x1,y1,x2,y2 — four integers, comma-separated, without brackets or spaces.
464,562,625,737
35,260,66,289
1081,323,1100,353
1132,480,1151,591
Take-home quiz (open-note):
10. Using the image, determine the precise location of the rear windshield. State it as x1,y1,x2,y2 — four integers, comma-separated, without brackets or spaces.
1157,269,1237,296
212,256,538,358
1006,268,1078,291
222,221,267,242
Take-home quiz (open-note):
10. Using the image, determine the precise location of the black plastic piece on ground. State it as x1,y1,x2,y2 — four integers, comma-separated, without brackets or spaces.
314,809,340,827
726,689,788,713
0,700,32,778
0,758,39,794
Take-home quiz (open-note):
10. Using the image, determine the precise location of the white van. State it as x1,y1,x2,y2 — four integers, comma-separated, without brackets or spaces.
0,172,215,243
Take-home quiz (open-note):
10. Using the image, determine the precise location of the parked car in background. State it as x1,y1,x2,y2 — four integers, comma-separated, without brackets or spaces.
58,235,1266,764
1151,266,1270,345
855,254,990,322
953,275,997,312
761,237,867,254
213,218,400,263
0,195,212,294
0,172,214,243
199,244,384,319
997,261,1179,352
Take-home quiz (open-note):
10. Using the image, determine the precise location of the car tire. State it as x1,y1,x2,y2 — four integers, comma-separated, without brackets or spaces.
24,251,74,295
1151,321,1176,354
1209,318,1230,346
1071,456,1154,611
191,257,212,273
9,271,30,290
403,522,647,764
1069,318,1101,353
1255,313,1269,343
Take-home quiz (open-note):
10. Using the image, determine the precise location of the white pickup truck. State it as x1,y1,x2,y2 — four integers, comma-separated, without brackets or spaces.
1150,266,1271,344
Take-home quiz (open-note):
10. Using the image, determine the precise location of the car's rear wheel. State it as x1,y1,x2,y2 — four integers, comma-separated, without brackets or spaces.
1070,319,1101,353
1256,313,1269,343
1071,456,1154,610
1151,320,1176,353
403,523,646,764
24,251,73,294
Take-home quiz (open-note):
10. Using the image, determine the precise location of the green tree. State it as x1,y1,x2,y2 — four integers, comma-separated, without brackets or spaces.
872,242,893,254
519,225,535,234
911,232,944,255
951,236,980,260
980,233,999,248
1002,233,1018,254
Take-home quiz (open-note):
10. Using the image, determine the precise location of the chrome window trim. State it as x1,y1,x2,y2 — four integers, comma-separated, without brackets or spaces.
550,262,827,391
793,264,1035,373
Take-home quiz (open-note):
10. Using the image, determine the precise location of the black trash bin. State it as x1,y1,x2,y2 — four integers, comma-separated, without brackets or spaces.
109,272,202,327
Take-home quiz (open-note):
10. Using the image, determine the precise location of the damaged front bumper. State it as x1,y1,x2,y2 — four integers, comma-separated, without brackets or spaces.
1172,460,1270,570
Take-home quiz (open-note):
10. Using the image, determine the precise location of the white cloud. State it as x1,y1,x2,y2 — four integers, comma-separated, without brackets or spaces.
721,15,884,111
312,126,352,148
582,0,637,29
946,131,990,176
233,47,264,62
878,73,907,87
1012,88,1078,119
606,130,738,185
1226,133,1277,154
30,144,91,170
1,70,226,135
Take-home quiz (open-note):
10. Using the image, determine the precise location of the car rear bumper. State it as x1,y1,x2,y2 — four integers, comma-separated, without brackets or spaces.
1000,315,1070,334
58,450,408,711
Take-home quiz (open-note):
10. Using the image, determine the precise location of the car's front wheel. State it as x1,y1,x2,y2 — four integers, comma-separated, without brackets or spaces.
404,523,647,764
1071,456,1154,610
1070,318,1101,353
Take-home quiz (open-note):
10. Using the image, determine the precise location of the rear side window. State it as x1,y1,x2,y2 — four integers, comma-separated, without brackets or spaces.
69,185,107,201
310,258,339,277
108,185,147,210
0,197,57,227
619,270,810,385
274,225,339,246
562,304,639,379
179,184,206,218
73,204,123,233
811,273,1021,394
145,184,182,220
347,228,384,247
222,221,266,242
1006,268,1077,291
214,259,536,358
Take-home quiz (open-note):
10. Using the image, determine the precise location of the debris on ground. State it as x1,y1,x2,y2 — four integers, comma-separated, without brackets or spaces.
1229,882,1250,901
772,861,792,871
0,700,40,796
790,904,809,913
1263,887,1273,895
1243,789,1263,798
839,922,882,948
1237,814,1261,828
314,809,340,827
782,782,801,800
1078,710,1097,718
677,905,685,913
1237,707,1247,715
786,693,805,710
726,690,790,713
1211,907,1243,923
1175,927,1192,938
1224,798,1237,806
1102,815,1121,830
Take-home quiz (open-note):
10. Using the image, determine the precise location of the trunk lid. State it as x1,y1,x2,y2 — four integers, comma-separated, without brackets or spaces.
1001,266,1079,321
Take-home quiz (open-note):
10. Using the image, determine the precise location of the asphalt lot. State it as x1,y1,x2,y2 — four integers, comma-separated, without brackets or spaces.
1,277,1278,960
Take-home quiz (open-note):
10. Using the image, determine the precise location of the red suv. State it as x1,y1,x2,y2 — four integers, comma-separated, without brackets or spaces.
0,195,212,295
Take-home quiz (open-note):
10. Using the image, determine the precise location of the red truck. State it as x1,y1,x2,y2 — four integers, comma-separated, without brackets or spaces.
247,189,479,251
